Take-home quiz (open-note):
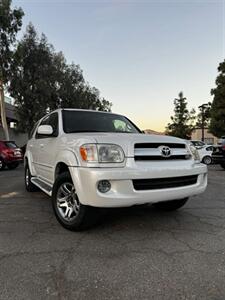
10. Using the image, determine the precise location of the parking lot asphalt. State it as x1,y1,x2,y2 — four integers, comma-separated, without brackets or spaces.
0,165,225,300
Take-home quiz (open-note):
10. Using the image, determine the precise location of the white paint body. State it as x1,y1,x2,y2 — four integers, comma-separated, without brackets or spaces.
25,109,207,207
197,145,213,163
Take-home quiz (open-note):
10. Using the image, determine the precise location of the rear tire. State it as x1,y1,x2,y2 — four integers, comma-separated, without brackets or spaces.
25,163,39,192
52,172,98,231
220,163,225,170
153,198,189,211
202,156,212,165
7,162,19,170
0,159,5,171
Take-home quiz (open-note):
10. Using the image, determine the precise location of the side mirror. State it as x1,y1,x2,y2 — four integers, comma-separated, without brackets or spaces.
37,125,53,136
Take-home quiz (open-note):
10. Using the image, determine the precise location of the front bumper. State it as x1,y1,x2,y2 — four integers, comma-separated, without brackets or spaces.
69,159,207,208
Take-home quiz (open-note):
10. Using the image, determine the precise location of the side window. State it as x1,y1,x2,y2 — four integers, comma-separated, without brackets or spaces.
35,112,59,139
206,146,213,151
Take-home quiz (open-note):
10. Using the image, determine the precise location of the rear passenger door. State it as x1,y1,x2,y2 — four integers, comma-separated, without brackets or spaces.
35,112,59,183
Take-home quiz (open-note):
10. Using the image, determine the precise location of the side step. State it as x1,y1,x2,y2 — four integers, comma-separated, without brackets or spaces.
31,177,53,196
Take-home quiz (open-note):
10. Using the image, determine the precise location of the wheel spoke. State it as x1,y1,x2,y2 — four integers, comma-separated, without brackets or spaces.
60,183,72,195
74,199,80,212
58,202,68,208
58,195,69,203
64,206,69,217
68,207,73,218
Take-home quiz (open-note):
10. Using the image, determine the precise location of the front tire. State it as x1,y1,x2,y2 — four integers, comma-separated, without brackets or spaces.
52,172,98,231
202,156,212,165
153,198,189,211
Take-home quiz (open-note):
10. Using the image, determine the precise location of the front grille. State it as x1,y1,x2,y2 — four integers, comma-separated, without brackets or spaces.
134,142,189,161
135,143,186,149
133,175,198,190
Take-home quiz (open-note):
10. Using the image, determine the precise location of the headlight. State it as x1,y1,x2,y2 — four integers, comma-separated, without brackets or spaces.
189,145,200,162
79,144,125,163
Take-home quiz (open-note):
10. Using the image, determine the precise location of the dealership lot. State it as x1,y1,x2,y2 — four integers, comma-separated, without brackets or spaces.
0,165,225,300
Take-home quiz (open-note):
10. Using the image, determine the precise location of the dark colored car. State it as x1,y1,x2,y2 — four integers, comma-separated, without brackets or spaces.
0,141,23,170
212,140,225,169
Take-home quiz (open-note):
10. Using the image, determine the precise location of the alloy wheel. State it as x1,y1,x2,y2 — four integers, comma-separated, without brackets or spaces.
203,156,212,165
56,182,80,221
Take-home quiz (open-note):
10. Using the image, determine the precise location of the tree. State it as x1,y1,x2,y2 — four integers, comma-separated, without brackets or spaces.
9,24,58,133
196,102,211,128
166,92,195,139
195,102,211,141
209,60,225,137
0,0,24,139
10,24,112,133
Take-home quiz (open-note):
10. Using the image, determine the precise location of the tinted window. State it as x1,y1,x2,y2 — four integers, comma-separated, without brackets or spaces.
4,141,17,149
36,112,58,139
192,141,205,147
206,146,213,151
62,110,141,134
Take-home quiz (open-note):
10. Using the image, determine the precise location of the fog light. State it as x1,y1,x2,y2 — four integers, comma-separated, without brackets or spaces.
98,180,111,193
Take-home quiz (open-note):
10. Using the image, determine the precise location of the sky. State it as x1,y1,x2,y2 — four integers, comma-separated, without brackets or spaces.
13,0,224,131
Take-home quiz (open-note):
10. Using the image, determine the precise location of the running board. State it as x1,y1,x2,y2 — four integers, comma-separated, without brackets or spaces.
31,177,53,196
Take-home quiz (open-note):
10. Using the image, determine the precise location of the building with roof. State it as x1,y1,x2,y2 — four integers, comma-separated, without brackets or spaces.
0,96,28,146
191,127,218,145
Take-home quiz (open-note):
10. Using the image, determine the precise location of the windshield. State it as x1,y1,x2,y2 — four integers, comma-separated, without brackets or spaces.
192,141,205,147
62,110,141,134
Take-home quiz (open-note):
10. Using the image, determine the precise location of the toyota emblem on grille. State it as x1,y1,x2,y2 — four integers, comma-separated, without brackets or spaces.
159,146,171,157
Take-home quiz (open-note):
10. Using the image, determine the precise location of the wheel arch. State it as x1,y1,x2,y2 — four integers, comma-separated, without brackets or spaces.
24,152,36,176
54,162,71,180
54,150,79,181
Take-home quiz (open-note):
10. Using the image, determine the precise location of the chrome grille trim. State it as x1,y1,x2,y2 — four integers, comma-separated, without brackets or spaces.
134,143,190,161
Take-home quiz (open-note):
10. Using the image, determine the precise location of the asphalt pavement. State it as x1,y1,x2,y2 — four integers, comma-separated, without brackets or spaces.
0,164,225,300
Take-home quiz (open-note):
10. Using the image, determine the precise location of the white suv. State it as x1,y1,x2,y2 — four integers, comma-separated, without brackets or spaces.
25,109,207,230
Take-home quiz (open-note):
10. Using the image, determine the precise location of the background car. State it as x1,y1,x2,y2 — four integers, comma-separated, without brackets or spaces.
212,139,225,169
190,140,206,149
218,136,225,145
197,145,213,165
0,140,23,170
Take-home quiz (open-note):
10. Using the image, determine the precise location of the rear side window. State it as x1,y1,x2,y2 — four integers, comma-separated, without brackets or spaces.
35,112,59,139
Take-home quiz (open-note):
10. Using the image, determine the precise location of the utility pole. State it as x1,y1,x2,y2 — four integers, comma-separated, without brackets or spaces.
198,103,208,142
0,80,9,141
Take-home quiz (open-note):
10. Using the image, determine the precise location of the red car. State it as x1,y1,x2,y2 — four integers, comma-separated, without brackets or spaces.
0,140,23,170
